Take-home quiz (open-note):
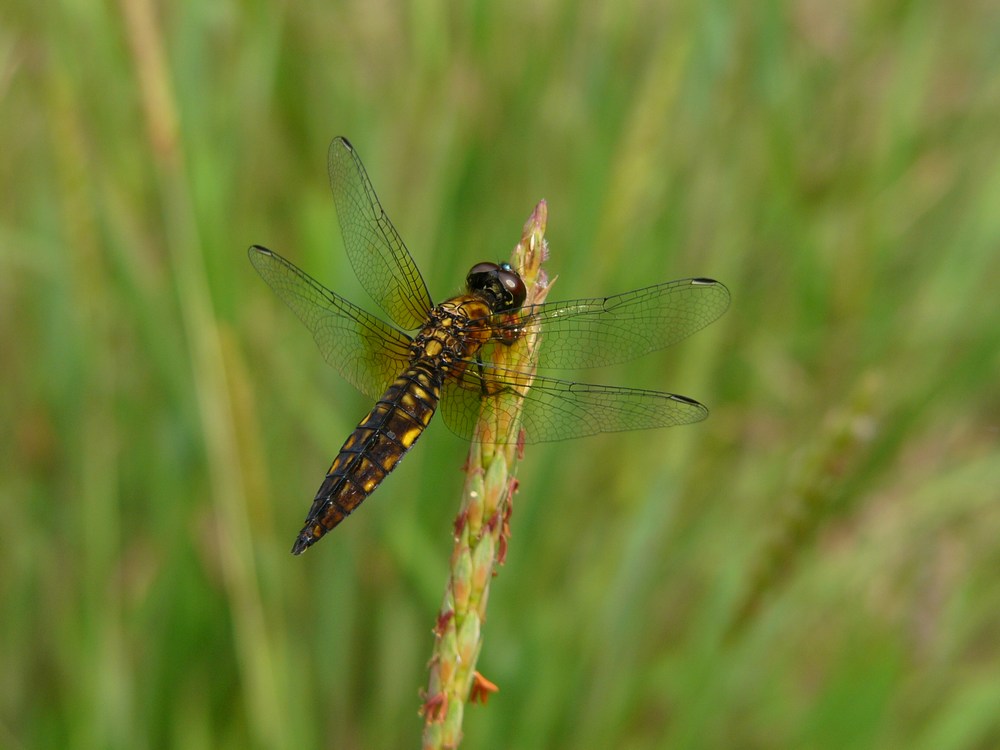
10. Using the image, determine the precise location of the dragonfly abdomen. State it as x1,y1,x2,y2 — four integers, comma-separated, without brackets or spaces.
291,361,444,554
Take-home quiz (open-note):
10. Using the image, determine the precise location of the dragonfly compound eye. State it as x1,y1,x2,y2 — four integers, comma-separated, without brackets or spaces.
496,265,526,310
466,262,526,312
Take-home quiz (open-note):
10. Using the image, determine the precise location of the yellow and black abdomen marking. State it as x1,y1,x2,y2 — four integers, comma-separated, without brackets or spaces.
291,361,444,554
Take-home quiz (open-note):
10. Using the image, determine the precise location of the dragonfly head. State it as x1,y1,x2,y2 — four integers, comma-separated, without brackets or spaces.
466,261,526,312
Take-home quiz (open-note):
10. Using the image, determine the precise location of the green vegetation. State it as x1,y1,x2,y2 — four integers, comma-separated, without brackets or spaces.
3,2,999,748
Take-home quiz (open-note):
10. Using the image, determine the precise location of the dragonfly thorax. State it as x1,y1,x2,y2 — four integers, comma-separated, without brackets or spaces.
408,297,495,368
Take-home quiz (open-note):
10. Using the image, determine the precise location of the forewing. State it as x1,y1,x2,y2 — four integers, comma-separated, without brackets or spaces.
249,245,412,399
327,136,434,330
440,366,708,444
495,277,730,370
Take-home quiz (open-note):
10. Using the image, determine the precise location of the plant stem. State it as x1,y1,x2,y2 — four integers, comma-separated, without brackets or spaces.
420,201,551,749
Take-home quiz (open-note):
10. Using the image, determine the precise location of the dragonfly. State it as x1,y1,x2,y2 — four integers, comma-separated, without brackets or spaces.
250,137,730,554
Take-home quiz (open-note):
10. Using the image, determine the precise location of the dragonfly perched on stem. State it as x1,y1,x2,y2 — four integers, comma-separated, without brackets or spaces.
249,136,730,555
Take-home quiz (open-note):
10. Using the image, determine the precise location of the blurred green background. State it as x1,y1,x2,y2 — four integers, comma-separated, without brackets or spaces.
3,1,1000,748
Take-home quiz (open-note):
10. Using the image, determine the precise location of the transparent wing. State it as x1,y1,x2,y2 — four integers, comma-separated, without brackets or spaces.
439,365,708,444
485,277,730,370
327,136,434,330
249,245,412,399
